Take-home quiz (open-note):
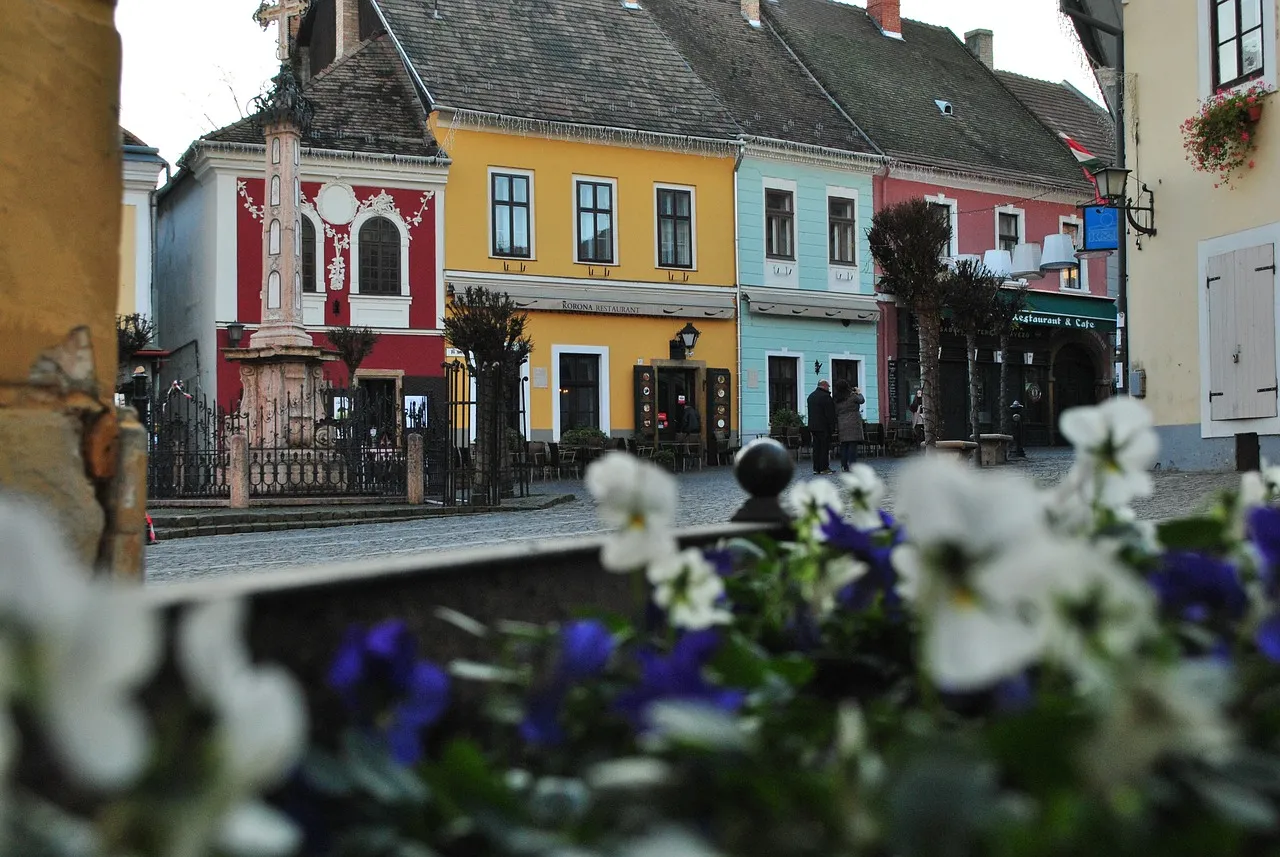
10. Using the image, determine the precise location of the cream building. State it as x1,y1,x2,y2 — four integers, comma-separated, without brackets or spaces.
1118,0,1279,468
119,129,167,320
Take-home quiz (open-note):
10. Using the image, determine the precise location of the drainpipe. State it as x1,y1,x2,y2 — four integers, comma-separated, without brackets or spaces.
733,140,745,444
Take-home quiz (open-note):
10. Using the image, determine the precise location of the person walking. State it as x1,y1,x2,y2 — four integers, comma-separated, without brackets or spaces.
910,387,925,444
834,379,865,472
806,380,838,475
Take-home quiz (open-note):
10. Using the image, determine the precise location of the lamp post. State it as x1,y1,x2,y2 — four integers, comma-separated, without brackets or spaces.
1010,399,1025,458
677,322,700,355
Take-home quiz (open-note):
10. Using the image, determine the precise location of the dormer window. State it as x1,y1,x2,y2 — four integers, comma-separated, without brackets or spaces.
935,99,954,116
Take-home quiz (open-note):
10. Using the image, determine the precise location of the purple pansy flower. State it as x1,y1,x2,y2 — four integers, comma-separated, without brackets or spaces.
559,619,616,680
1148,551,1248,622
614,630,746,727
821,515,900,610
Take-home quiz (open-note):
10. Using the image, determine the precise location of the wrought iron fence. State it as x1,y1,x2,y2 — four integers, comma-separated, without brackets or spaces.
442,359,530,507
146,390,235,500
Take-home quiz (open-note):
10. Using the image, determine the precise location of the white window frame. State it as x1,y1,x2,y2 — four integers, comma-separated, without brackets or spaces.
994,204,1025,254
1057,215,1087,292
349,208,411,297
653,182,698,271
572,175,619,266
300,207,327,325
825,186,860,268
1199,0,1277,97
765,349,804,420
550,344,611,441
763,177,800,288
925,192,959,257
827,353,868,413
1198,220,1280,438
488,166,536,261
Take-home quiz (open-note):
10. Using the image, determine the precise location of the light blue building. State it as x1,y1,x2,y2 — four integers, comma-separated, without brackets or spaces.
736,144,883,437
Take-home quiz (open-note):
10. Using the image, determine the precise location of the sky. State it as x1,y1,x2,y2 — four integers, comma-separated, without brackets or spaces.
116,0,1102,170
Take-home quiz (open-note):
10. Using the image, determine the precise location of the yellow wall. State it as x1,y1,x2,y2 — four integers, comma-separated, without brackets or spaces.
118,203,137,315
437,122,738,286
524,313,737,436
1125,0,1280,428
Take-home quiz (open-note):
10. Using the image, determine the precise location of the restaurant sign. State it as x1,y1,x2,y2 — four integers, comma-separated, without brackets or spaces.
1014,311,1103,330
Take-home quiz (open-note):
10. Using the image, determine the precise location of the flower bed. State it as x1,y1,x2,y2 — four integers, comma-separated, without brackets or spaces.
1182,82,1272,187
12,398,1280,856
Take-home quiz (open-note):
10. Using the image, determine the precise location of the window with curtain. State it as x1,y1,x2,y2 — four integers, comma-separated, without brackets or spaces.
1060,222,1083,290
1213,0,1266,89
768,355,799,418
656,187,693,268
765,190,794,259
559,353,600,433
998,212,1021,253
358,216,401,296
828,197,857,265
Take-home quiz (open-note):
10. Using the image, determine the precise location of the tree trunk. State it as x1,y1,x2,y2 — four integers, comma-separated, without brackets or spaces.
473,366,501,506
967,331,981,468
999,334,1011,435
917,309,943,448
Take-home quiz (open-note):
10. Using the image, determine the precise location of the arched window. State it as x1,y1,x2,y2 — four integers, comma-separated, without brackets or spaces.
294,272,302,309
270,175,281,206
268,270,281,308
271,138,281,164
358,216,401,295
269,219,281,256
301,217,317,293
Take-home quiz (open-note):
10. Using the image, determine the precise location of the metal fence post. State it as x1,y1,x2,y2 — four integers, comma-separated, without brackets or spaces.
406,433,424,505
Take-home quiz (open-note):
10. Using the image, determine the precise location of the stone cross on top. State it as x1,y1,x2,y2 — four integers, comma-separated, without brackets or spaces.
254,0,311,61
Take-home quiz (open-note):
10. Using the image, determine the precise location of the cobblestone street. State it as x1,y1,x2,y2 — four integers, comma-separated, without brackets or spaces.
145,450,1245,585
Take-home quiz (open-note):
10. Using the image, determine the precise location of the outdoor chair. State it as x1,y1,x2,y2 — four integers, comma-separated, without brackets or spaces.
679,437,704,471
527,441,551,481
558,446,580,479
862,423,885,458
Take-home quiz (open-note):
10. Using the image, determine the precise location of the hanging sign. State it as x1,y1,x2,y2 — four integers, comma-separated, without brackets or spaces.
1082,205,1120,252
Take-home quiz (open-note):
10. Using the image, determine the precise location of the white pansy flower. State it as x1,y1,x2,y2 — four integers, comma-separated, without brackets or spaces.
1058,398,1159,511
647,549,731,630
174,600,307,857
1083,660,1234,790
810,556,868,618
892,460,1055,691
1042,543,1156,686
785,478,843,525
0,498,160,790
586,453,679,572
838,464,887,531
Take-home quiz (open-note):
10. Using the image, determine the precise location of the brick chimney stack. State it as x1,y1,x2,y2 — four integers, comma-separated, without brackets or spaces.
965,29,994,69
335,0,361,58
741,0,761,28
866,0,901,38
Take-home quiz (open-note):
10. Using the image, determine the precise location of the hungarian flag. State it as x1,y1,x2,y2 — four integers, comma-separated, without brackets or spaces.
1060,132,1104,202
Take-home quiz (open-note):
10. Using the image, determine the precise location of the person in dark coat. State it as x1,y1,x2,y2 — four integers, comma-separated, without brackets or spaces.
806,380,838,475
834,379,866,472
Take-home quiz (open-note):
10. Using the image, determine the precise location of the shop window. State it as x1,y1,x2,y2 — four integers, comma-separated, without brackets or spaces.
767,355,799,418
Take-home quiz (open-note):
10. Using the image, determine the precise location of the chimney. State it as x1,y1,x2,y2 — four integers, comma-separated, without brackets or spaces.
866,0,901,38
965,28,994,69
741,0,761,28
335,0,362,59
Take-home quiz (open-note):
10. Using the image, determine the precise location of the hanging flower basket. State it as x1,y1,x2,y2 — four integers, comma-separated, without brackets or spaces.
1181,81,1273,187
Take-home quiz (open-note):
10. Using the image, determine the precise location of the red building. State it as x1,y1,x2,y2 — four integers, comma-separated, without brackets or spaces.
154,35,449,417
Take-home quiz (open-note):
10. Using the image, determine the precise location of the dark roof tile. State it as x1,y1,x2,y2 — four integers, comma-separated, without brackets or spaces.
642,0,876,153
996,70,1115,165
205,36,440,158
763,0,1088,187
374,0,741,140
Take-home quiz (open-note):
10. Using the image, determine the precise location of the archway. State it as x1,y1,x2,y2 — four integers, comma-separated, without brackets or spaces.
1053,342,1100,444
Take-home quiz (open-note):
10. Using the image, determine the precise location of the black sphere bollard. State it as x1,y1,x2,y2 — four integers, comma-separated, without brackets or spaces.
731,437,794,524
1010,400,1026,458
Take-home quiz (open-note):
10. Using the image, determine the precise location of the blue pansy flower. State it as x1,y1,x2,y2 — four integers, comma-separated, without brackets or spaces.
327,620,451,765
821,515,900,610
1148,551,1248,622
519,620,616,748
614,630,746,727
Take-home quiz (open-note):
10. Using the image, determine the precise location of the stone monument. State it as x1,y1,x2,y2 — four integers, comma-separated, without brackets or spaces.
224,64,335,448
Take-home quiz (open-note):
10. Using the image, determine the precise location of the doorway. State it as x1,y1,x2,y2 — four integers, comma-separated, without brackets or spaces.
1053,344,1098,444
656,367,696,441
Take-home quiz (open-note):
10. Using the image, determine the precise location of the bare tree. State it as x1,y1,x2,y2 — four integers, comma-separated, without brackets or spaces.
326,326,380,387
867,199,952,447
989,286,1030,434
444,286,533,505
943,259,1004,464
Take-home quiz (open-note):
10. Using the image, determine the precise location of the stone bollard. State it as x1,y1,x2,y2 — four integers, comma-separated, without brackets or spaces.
407,433,424,505
229,433,250,509
731,437,795,524
102,406,148,580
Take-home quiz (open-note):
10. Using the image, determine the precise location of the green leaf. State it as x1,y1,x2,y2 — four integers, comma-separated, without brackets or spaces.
1156,516,1230,551
301,748,354,797
769,653,816,688
709,632,770,689
342,730,429,806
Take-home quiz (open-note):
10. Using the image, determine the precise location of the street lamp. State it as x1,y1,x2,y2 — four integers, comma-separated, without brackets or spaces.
677,322,701,353
1089,164,1157,236
227,321,246,346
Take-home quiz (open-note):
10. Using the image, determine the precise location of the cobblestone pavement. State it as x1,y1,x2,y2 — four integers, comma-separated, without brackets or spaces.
144,450,1245,585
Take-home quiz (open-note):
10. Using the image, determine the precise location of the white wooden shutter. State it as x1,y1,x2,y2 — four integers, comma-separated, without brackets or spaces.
1207,245,1278,421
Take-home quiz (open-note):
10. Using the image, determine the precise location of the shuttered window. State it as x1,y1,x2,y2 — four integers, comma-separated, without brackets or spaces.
1207,243,1278,420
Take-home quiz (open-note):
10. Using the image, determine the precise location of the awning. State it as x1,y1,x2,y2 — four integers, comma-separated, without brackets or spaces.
1016,291,1116,332
444,273,736,320
742,286,880,322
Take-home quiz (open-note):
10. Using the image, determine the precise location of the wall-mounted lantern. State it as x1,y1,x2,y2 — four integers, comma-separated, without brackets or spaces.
1090,164,1157,236
227,321,245,346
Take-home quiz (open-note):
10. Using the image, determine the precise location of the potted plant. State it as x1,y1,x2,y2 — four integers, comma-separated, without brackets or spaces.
652,447,678,472
769,407,804,436
1181,81,1272,187
560,427,609,449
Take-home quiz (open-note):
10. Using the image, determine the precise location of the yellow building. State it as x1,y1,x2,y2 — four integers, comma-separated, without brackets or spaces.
119,129,167,320
1074,1,1280,469
356,0,743,443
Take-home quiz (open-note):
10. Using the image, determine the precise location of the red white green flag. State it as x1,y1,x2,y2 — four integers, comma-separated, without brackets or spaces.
1059,132,1104,202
